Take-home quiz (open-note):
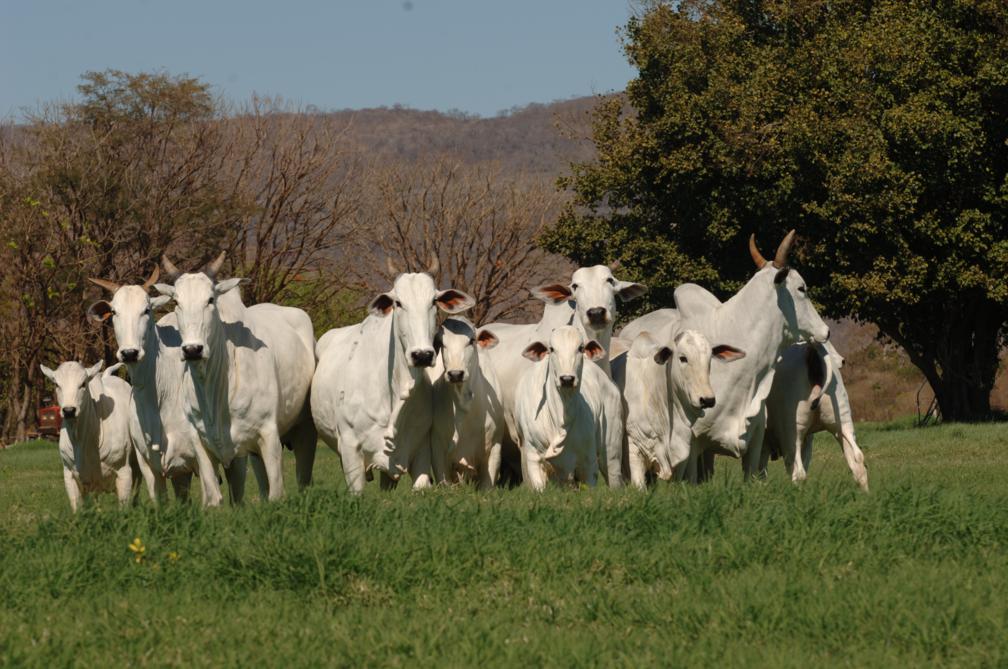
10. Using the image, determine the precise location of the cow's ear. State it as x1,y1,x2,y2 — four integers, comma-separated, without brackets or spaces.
150,295,172,310
531,283,572,304
475,328,499,349
584,340,606,361
369,292,395,316
153,283,175,297
87,300,113,323
214,277,247,295
774,267,790,284
712,345,746,362
435,289,475,314
615,280,648,302
522,341,549,361
85,360,105,379
39,365,56,381
653,346,673,365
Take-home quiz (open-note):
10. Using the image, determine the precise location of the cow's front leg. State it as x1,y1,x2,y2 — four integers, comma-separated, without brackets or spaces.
224,455,248,505
193,442,225,507
628,444,648,490
479,440,502,491
257,427,286,501
115,466,133,507
409,441,433,491
63,468,83,513
522,446,548,492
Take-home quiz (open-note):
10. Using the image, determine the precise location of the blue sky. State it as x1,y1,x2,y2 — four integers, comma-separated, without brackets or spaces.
1,0,637,119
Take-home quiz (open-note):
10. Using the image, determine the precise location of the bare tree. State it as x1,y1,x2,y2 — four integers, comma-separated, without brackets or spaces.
356,156,571,325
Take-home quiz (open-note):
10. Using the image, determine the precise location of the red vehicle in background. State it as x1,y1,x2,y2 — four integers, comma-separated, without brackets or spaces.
35,395,62,439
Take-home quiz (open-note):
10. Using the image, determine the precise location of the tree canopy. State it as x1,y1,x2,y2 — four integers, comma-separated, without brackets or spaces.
544,0,1008,421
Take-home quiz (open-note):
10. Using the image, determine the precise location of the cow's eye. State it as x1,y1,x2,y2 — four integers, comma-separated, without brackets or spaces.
207,297,215,305
571,284,579,291
798,286,807,294
143,307,150,315
679,355,688,363
606,277,615,285
548,347,554,353
394,300,403,308
577,344,585,353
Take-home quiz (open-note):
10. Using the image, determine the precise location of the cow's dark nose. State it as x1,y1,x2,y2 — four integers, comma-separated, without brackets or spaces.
446,370,464,383
586,307,608,325
182,344,204,360
62,407,77,419
699,396,716,409
120,349,139,363
411,349,435,367
559,375,576,387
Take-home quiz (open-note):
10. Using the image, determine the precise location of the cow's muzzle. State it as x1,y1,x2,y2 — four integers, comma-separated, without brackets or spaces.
559,375,576,388
119,348,140,363
182,344,204,361
446,370,465,384
62,406,78,419
586,307,609,326
699,396,716,409
410,349,435,368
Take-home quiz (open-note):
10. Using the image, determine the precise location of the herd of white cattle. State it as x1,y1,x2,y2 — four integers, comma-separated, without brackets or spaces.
40,231,869,511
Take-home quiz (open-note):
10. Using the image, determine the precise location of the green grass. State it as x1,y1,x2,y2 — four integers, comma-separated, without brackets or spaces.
1,422,1006,667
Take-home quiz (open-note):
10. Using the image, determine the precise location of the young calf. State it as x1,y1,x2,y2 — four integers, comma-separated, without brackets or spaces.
623,331,745,489
39,360,137,511
430,317,507,489
515,326,623,491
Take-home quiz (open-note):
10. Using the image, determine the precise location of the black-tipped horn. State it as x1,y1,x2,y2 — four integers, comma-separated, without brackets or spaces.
773,229,796,269
386,257,400,277
749,234,768,269
162,255,182,281
205,251,226,280
426,254,440,277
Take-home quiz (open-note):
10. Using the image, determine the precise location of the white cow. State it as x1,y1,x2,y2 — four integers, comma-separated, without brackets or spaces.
762,342,869,490
87,268,221,505
154,253,317,501
430,317,507,489
40,360,137,511
311,266,475,494
515,326,623,491
483,266,646,485
622,331,745,489
654,231,831,481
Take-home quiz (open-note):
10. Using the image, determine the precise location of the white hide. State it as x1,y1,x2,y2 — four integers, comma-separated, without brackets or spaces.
89,284,209,505
762,342,868,490
154,271,317,501
622,331,746,489
40,361,137,512
514,326,623,491
656,261,831,481
311,272,475,494
430,318,507,489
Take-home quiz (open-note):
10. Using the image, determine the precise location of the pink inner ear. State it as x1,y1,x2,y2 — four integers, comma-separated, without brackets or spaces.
585,341,605,360
437,290,470,310
476,330,498,348
712,345,745,362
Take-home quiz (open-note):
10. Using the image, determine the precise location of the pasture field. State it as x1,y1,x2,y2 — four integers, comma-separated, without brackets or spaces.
1,421,1006,667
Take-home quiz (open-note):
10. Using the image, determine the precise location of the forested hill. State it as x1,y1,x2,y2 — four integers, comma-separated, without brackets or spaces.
323,96,599,175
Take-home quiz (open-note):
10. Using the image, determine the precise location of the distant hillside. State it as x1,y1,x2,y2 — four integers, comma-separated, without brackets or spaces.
324,96,600,177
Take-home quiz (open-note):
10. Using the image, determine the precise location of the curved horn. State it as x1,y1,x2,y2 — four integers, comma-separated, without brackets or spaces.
205,251,226,279
386,257,400,277
162,255,182,281
141,265,160,291
749,234,768,269
773,229,796,269
87,277,121,293
426,254,440,277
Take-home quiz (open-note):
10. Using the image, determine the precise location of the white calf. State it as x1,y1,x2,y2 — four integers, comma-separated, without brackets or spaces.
431,318,507,489
40,361,137,511
515,326,623,491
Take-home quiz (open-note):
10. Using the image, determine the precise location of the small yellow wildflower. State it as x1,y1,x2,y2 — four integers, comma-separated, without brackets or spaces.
167,551,179,563
128,536,146,564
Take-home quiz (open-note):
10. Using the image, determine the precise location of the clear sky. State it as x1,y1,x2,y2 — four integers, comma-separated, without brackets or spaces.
0,0,638,119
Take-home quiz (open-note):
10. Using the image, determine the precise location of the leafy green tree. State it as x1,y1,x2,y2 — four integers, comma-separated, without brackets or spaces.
545,0,1008,421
